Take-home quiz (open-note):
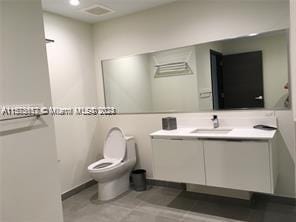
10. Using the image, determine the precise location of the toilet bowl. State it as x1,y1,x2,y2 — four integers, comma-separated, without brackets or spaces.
88,127,136,201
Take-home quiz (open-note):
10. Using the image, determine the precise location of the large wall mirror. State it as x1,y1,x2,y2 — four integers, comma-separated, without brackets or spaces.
102,29,290,114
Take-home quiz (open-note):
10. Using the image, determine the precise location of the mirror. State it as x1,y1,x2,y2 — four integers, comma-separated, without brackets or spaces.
102,29,289,114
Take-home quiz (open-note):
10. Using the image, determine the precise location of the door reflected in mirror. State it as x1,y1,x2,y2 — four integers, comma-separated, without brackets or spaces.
101,29,289,114
210,50,264,110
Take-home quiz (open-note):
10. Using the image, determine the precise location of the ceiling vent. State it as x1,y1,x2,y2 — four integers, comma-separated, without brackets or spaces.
83,4,114,16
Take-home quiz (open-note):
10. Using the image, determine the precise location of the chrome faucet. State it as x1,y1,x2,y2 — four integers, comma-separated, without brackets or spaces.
211,115,219,128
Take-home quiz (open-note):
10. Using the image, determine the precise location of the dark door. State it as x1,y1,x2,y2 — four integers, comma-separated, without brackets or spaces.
222,51,264,109
210,50,224,110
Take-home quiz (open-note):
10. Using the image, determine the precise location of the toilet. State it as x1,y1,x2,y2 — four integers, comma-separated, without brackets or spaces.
87,127,136,201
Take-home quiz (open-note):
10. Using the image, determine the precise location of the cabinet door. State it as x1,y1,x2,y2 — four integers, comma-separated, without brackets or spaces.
204,140,271,193
152,138,205,185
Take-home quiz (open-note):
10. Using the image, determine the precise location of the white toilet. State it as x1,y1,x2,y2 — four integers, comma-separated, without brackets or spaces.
87,127,136,201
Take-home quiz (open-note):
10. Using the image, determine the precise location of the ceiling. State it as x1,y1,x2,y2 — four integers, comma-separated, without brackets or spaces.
42,0,177,24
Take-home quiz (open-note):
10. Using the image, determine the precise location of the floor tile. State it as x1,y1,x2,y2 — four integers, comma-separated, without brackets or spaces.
62,184,296,222
120,210,181,222
181,212,240,222
110,190,144,209
194,202,250,221
67,204,132,222
168,191,200,211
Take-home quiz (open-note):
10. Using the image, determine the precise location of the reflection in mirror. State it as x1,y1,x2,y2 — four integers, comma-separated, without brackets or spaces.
102,29,289,114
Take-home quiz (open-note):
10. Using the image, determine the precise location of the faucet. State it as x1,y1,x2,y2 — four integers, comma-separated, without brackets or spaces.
211,115,219,128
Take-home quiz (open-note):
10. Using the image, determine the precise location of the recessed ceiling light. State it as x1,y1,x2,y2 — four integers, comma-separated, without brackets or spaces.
248,33,258,37
69,0,80,6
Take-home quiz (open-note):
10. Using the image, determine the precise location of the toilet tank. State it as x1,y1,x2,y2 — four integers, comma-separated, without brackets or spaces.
125,136,136,162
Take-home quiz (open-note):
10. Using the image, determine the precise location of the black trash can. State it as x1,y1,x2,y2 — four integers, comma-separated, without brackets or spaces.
131,169,147,191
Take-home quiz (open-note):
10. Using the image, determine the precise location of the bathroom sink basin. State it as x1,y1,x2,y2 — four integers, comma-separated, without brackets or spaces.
191,129,232,134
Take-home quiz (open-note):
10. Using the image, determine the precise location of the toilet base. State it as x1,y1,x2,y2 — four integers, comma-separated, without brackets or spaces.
97,171,130,201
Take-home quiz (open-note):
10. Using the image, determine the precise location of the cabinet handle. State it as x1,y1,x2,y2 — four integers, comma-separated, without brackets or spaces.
170,138,202,141
202,138,243,142
202,138,265,142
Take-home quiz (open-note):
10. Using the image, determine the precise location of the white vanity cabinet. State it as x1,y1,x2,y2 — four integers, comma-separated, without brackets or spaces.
152,138,206,185
204,140,276,193
151,135,277,194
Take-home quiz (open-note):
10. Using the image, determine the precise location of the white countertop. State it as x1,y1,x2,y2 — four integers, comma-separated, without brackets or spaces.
150,127,276,140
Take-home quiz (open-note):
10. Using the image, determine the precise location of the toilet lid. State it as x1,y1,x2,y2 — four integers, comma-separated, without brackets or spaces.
103,127,126,161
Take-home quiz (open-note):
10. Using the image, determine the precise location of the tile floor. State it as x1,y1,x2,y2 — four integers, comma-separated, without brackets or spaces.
63,184,296,222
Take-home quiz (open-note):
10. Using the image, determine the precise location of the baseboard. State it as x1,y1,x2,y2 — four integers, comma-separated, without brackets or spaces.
186,184,252,200
147,179,186,190
254,193,296,205
147,179,296,205
62,180,97,201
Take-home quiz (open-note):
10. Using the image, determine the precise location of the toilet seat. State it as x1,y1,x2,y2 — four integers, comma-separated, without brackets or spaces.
104,127,126,161
88,158,121,172
88,128,127,173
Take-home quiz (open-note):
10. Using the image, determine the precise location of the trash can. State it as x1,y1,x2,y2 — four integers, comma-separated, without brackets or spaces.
131,169,147,191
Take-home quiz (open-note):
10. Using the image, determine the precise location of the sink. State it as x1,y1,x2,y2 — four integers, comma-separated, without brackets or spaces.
191,129,232,134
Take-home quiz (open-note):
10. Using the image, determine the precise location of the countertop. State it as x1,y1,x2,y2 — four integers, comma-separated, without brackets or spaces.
150,127,276,140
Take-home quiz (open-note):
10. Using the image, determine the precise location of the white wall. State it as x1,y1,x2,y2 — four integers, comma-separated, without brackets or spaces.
43,12,99,194
0,1,3,220
289,0,296,197
290,0,296,121
1,1,63,222
103,54,152,113
93,0,296,197
274,110,296,196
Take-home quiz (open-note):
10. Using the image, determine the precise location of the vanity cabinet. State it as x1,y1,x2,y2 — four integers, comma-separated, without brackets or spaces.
152,138,206,185
204,140,274,193
151,137,277,194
